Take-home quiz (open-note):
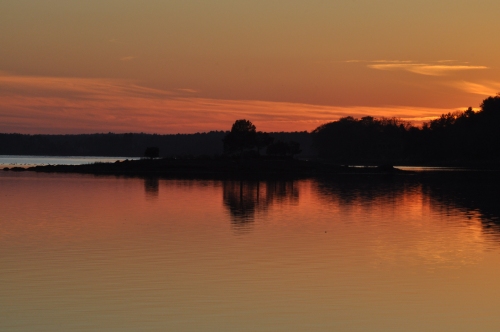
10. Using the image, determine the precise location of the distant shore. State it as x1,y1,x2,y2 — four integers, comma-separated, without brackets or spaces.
3,157,411,178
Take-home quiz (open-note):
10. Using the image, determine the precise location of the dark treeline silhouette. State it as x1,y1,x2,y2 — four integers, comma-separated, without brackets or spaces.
222,119,309,158
144,146,160,159
0,130,313,158
0,132,226,157
312,95,500,166
3,95,499,166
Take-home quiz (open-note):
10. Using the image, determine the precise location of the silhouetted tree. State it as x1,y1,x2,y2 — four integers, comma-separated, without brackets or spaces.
266,140,289,156
312,116,410,162
481,94,500,118
223,119,257,155
288,141,302,158
255,132,274,155
311,94,500,165
144,146,159,159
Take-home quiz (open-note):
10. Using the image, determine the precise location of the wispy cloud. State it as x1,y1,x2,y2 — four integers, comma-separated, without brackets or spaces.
345,59,413,64
0,74,463,134
176,88,198,94
366,61,487,76
449,81,500,96
371,60,413,63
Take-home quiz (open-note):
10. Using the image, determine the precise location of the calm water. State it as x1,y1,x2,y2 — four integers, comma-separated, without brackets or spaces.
0,155,139,167
1,172,500,331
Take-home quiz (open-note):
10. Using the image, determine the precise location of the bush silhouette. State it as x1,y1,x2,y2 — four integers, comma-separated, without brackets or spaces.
144,146,159,159
266,140,301,157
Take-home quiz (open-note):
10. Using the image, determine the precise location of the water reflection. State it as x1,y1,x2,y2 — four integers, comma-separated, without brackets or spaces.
420,173,500,238
223,180,299,230
3,172,500,331
315,173,500,240
315,176,417,204
144,177,159,198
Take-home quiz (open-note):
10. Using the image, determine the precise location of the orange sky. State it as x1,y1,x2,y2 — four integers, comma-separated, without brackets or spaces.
1,1,499,134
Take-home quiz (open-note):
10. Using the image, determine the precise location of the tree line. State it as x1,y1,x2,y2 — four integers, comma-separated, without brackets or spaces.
311,95,500,165
222,119,303,158
0,130,313,158
1,94,498,165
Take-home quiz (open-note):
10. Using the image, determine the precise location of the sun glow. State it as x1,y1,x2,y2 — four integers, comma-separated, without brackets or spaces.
0,74,470,134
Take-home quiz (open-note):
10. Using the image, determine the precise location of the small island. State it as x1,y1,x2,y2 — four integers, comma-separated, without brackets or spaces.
9,157,404,178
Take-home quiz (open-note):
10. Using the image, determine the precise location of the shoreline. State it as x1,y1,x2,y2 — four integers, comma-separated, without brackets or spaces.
4,157,500,181
3,157,410,178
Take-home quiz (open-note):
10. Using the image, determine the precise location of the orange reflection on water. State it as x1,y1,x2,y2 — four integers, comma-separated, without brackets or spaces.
311,179,490,269
2,173,500,331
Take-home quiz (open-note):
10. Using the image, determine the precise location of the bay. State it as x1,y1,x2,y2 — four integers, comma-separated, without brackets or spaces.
1,172,500,331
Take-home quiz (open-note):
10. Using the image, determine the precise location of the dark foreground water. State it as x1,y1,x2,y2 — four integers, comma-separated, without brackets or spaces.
1,172,500,331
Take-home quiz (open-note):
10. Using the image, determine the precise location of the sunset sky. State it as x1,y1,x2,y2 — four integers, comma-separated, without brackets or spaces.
1,0,499,134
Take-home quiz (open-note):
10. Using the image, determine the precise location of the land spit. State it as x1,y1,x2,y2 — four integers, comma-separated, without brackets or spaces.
3,158,407,179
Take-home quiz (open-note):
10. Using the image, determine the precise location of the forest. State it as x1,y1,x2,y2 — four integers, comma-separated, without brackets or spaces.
311,95,500,166
0,95,499,166
0,130,312,158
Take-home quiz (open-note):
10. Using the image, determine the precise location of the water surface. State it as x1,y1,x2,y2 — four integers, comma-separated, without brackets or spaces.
0,155,138,167
1,172,500,331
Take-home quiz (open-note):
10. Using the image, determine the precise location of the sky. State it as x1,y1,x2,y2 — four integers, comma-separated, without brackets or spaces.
1,0,500,134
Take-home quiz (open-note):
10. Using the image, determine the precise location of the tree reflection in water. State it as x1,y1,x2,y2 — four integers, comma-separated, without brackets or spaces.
420,173,500,238
144,177,159,198
315,172,500,240
223,180,299,231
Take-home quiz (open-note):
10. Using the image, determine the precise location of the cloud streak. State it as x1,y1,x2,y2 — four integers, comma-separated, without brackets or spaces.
367,61,487,76
449,81,500,96
176,88,199,94
0,74,463,134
